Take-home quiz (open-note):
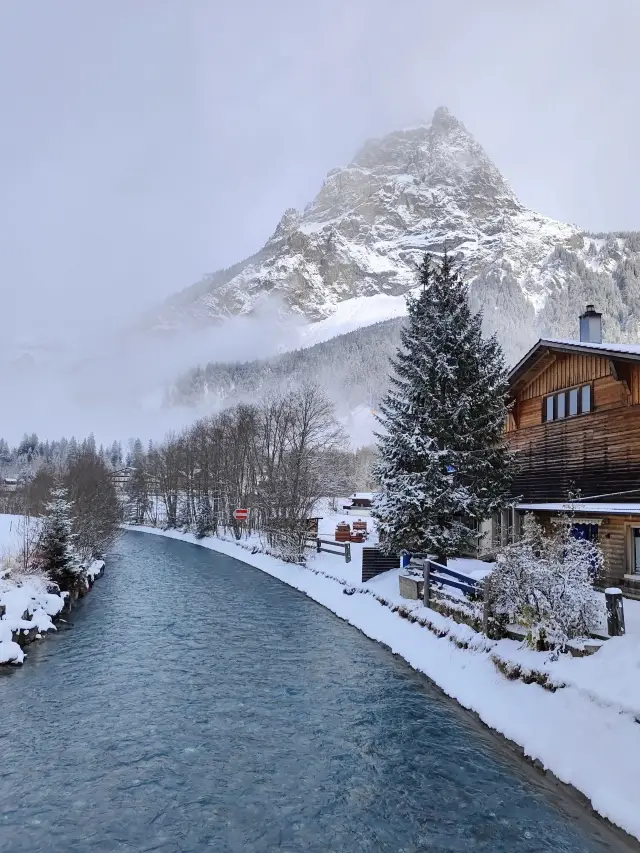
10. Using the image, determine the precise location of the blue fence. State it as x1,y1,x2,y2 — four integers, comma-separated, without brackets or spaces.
407,556,479,606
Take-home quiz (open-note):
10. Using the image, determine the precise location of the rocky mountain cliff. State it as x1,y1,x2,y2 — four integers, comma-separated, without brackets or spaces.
152,106,640,365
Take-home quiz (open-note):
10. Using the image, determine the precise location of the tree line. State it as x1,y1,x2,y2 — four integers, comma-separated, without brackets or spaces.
1,385,377,572
0,435,121,592
125,385,375,560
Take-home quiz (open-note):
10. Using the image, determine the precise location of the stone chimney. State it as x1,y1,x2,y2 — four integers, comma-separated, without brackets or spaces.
579,304,602,344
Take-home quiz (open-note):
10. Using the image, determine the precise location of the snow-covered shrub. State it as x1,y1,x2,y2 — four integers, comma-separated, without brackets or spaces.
258,521,312,564
485,513,604,651
0,547,19,579
0,516,42,578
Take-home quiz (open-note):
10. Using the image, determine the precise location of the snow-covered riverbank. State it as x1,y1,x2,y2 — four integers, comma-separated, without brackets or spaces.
0,514,105,665
127,523,640,844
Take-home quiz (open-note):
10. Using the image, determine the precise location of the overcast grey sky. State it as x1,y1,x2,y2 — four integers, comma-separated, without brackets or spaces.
1,0,639,347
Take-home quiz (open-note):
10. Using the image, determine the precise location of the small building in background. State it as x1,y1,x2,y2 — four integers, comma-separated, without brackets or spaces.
342,492,375,515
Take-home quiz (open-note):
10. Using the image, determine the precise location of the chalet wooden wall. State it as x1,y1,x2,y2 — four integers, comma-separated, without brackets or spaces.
509,374,630,433
629,364,640,405
508,349,640,582
509,399,640,502
535,511,635,583
508,360,640,504
600,516,633,582
520,353,611,401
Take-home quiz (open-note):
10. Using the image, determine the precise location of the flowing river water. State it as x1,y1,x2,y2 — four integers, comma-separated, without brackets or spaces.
0,531,636,853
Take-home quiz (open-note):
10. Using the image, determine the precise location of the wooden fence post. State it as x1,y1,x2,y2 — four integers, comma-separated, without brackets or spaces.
482,597,490,636
605,587,626,637
345,543,351,564
316,538,321,553
423,560,431,608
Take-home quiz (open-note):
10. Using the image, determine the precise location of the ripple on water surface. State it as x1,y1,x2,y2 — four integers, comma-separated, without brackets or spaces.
0,532,634,853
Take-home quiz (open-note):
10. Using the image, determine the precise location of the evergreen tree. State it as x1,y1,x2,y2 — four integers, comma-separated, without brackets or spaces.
373,252,515,561
38,485,81,591
177,497,192,529
195,493,213,539
108,440,119,469
0,437,11,468
126,465,149,524
67,437,79,464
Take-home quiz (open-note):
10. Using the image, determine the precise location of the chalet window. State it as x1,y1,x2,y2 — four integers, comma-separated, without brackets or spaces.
543,383,593,422
569,387,579,416
557,392,566,419
545,396,554,422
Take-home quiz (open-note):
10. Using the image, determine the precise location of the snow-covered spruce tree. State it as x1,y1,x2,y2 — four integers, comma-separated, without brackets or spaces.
486,512,604,651
195,493,213,539
125,459,150,525
38,485,82,592
373,252,514,561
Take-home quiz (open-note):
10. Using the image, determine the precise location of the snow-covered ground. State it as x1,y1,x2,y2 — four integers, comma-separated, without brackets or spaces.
126,514,640,843
0,513,29,555
0,514,66,664
0,514,105,665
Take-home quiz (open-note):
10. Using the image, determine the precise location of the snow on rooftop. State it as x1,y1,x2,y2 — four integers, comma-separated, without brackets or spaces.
544,338,640,356
517,502,640,515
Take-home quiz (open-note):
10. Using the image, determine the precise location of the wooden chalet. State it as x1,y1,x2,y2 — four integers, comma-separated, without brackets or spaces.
350,493,374,508
342,493,374,513
0,477,18,493
494,304,640,591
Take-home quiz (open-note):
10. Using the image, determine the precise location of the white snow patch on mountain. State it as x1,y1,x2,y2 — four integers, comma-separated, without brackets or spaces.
299,292,411,348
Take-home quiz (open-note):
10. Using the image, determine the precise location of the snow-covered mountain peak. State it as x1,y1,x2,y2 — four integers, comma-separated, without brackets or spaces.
431,103,459,126
368,107,511,187
147,108,640,364
269,207,302,242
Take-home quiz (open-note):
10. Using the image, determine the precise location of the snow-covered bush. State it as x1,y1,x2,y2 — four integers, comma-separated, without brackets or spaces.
485,513,604,651
258,520,312,564
1,515,42,577
0,546,18,579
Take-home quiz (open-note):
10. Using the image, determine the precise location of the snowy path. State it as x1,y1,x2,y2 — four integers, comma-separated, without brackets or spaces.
127,524,640,843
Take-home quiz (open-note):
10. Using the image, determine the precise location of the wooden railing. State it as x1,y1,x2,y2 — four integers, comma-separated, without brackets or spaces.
408,556,479,607
306,537,352,563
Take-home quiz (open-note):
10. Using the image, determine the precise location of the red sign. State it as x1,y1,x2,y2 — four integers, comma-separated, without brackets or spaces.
233,508,249,521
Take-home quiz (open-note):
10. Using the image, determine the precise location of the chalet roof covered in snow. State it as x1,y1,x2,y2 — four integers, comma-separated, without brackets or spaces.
545,339,640,356
517,502,640,515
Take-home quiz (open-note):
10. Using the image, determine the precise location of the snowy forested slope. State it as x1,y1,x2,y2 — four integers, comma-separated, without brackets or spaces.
167,318,402,420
